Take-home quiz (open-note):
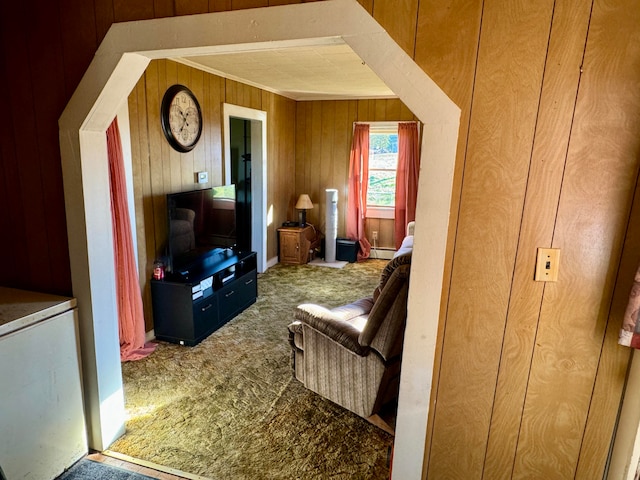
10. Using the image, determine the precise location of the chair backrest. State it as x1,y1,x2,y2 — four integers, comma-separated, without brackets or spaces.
359,253,411,361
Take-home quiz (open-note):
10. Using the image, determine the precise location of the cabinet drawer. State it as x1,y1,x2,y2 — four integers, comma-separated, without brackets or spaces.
218,271,258,322
192,294,218,340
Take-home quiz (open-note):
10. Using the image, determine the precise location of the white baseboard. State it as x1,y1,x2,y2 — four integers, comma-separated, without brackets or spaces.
145,329,155,342
266,256,279,270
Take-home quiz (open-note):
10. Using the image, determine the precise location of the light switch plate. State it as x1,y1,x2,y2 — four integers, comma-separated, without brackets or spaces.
535,248,560,282
196,171,208,184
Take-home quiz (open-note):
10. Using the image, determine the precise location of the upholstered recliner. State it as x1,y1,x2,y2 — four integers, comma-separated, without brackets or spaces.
287,253,412,429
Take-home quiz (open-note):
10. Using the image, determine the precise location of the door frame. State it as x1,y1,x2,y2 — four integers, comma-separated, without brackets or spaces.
223,103,267,273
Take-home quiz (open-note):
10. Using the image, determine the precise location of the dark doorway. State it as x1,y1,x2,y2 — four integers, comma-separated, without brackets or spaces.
229,117,252,251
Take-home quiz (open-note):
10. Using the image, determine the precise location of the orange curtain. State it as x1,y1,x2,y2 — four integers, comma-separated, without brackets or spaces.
394,122,420,249
346,123,371,260
107,118,156,362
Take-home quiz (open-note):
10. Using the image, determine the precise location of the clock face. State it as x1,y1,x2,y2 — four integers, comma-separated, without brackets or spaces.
161,85,203,152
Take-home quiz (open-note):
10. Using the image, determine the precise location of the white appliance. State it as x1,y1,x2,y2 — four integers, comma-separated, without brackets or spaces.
0,287,87,480
325,189,338,262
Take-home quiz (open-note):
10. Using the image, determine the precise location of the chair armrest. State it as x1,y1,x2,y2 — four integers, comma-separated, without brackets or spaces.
294,304,369,355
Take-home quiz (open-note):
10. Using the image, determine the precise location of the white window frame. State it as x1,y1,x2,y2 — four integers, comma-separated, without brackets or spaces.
365,122,399,219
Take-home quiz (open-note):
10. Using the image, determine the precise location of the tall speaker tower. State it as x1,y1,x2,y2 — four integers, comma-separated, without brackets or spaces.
325,189,338,262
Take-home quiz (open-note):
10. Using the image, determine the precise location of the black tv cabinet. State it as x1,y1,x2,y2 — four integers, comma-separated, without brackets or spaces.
151,249,257,346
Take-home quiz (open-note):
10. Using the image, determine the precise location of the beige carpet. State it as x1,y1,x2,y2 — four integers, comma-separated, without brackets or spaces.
110,259,393,480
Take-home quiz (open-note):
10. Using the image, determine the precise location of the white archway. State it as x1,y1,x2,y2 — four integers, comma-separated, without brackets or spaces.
58,1,460,478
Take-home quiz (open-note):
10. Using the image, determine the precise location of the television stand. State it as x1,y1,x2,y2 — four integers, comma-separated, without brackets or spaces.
151,249,257,346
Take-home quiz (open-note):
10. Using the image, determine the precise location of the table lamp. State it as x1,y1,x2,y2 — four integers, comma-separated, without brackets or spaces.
295,194,314,227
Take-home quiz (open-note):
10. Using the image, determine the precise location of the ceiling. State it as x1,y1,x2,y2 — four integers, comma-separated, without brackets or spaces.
175,43,396,101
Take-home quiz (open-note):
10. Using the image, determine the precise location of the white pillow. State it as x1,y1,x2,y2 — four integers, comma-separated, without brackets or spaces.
393,235,413,258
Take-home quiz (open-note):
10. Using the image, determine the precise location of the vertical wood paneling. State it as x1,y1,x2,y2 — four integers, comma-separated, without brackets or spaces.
264,91,297,259
205,75,225,187
59,0,98,98
373,0,420,56
413,1,484,468
384,100,400,122
284,96,297,222
373,100,386,121
175,0,209,15
356,0,372,15
225,80,263,110
94,0,115,43
264,92,278,257
112,0,155,21
265,91,277,253
250,84,262,109
151,61,169,244
203,74,215,183
142,63,163,323
514,0,640,476
28,0,72,294
232,0,268,9
483,1,593,477
268,0,302,5
0,47,28,289
333,101,351,237
295,101,308,212
2,2,53,292
427,2,556,477
319,101,335,227
154,0,175,18
225,79,237,105
210,0,232,11
128,79,152,330
308,101,323,223
355,99,370,120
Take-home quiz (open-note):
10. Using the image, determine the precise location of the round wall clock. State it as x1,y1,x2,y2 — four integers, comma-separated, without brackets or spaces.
161,84,203,153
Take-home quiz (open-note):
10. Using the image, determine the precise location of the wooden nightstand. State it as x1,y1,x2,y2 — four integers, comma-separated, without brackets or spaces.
278,225,319,265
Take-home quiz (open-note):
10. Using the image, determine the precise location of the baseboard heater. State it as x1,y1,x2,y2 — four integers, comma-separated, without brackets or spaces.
371,248,396,260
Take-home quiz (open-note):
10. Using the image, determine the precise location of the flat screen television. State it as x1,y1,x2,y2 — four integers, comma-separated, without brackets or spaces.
166,185,237,273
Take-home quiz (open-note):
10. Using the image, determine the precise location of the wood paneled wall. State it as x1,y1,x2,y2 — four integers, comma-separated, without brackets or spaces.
128,59,295,330
295,99,416,249
400,0,640,478
1,0,640,478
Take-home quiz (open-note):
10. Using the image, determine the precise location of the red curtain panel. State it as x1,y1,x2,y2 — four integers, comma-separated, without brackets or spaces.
395,122,420,250
346,123,372,260
107,117,156,361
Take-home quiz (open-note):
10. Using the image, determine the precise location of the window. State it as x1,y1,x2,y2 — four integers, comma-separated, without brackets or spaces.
367,124,398,218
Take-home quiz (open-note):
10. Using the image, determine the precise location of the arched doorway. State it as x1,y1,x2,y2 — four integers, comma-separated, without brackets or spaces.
58,2,460,477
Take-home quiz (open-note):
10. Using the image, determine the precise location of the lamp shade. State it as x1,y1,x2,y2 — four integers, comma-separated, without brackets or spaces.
295,194,314,210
